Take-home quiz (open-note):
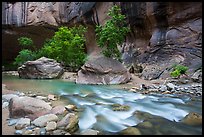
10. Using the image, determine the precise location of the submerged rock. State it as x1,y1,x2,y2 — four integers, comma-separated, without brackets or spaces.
80,129,99,135
111,104,130,111
181,112,202,126
76,56,131,84
137,121,153,128
18,57,64,79
119,127,141,135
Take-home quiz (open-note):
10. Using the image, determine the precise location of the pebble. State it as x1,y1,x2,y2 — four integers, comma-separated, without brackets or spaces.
166,83,176,90
32,114,58,127
16,92,25,96
159,85,167,92
15,130,23,135
15,118,31,130
129,89,136,92
36,96,47,100
8,118,20,126
29,94,37,97
52,129,67,135
148,89,158,92
33,127,41,135
40,128,46,135
48,94,57,101
23,130,33,135
184,87,188,90
25,125,35,130
2,102,9,109
45,121,57,131
65,104,77,111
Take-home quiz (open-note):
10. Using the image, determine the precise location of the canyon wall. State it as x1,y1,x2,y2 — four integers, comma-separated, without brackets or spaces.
2,2,202,79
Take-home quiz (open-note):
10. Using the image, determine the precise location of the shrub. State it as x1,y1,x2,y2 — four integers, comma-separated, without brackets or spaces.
18,37,33,47
95,5,130,61
170,64,188,78
13,49,37,66
37,25,87,71
13,37,37,66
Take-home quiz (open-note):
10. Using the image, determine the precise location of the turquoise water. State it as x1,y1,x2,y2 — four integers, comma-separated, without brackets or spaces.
2,74,202,135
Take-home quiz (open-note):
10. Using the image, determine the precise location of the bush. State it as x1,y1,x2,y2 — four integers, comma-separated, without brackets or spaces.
13,49,37,66
37,25,87,71
18,37,33,47
13,37,37,66
170,64,188,78
95,5,130,61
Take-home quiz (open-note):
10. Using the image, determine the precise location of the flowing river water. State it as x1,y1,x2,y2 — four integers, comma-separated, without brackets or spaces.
2,74,202,135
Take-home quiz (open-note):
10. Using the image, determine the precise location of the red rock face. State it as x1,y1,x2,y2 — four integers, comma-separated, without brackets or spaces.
2,2,202,79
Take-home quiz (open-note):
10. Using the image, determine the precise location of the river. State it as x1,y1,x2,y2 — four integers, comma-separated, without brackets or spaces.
2,74,202,135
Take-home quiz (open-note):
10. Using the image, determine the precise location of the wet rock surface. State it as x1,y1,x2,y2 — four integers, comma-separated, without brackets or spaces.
181,112,202,126
119,127,141,135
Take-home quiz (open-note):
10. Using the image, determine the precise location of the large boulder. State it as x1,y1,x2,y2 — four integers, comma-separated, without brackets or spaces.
9,96,52,120
76,56,131,84
18,57,64,79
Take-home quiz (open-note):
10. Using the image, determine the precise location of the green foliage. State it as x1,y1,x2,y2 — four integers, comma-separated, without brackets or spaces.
37,25,87,71
95,5,130,60
13,37,37,66
170,64,188,78
18,37,33,48
13,49,37,66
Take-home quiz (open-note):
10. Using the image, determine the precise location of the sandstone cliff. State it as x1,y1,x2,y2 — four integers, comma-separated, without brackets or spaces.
2,2,202,79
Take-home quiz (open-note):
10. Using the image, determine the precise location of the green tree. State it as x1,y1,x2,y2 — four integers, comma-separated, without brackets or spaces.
18,36,37,50
13,37,37,66
95,5,130,60
38,25,87,71
170,64,188,78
